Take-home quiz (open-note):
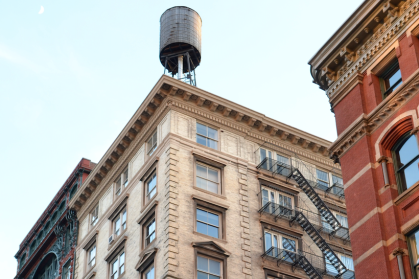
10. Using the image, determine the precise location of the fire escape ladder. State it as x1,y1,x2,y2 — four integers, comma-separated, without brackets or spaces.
291,211,347,278
291,169,340,231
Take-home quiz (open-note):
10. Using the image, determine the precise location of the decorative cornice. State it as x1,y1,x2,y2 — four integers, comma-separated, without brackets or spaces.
69,75,338,213
329,69,419,158
327,0,419,97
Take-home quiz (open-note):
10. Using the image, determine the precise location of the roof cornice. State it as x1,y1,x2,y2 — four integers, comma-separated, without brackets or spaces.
69,75,335,212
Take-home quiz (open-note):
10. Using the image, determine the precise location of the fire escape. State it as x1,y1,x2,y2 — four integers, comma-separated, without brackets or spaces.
257,157,354,279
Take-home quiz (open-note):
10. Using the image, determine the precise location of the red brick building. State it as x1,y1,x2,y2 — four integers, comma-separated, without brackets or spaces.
310,1,419,278
14,158,95,279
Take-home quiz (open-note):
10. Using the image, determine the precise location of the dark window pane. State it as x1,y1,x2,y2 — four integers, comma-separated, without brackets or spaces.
207,127,218,140
207,212,219,226
399,136,419,165
197,209,207,222
208,225,218,238
209,259,220,275
197,256,208,272
403,157,419,189
197,135,207,146
389,69,402,88
197,222,207,235
197,271,208,279
208,139,217,149
197,123,207,136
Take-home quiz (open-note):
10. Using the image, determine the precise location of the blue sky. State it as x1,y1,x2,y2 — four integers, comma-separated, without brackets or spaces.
0,1,364,277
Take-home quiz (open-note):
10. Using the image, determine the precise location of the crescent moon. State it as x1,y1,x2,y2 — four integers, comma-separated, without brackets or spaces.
38,6,44,14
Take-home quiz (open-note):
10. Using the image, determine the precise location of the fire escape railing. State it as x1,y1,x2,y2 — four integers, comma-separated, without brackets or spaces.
261,247,323,279
259,202,350,243
257,158,352,278
257,158,344,199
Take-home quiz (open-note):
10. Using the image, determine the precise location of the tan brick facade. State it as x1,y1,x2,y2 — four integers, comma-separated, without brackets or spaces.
70,76,352,279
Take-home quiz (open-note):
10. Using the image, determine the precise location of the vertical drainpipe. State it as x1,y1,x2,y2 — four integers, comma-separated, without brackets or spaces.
378,156,390,186
178,55,183,80
392,248,406,279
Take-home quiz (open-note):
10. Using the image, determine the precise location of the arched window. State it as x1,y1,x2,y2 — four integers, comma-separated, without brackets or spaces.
19,253,26,269
34,253,58,279
392,133,419,192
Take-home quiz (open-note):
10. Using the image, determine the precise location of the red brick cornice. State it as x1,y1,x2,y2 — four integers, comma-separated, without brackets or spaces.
329,68,419,159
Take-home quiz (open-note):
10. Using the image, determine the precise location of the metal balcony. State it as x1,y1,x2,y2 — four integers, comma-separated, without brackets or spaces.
257,158,344,199
262,247,323,279
259,202,350,243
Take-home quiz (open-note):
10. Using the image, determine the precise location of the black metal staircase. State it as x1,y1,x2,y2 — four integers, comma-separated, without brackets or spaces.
290,211,347,278
257,158,353,278
291,169,348,278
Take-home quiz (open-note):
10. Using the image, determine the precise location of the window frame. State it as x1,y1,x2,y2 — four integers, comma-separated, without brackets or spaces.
137,201,158,251
263,228,299,255
90,204,99,227
380,61,403,99
196,207,222,239
196,254,223,279
112,208,127,238
115,167,129,196
147,131,158,156
196,122,219,150
193,196,228,241
259,148,292,177
62,260,71,279
407,226,419,279
192,154,226,198
110,250,125,279
145,171,157,204
87,244,97,271
195,162,221,195
144,216,156,248
392,132,419,193
142,262,155,279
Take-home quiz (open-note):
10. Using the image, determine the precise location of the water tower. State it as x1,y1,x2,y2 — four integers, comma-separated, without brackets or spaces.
160,6,202,86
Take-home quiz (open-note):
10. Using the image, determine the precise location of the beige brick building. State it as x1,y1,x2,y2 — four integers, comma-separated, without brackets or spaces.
69,75,354,279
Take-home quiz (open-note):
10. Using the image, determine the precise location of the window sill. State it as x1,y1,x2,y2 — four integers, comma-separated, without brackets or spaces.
193,186,226,199
83,267,96,279
193,231,227,243
107,231,127,251
142,195,158,213
394,180,419,205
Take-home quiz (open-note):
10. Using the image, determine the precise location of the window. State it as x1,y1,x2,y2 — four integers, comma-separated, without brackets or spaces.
19,254,26,269
316,169,329,190
261,186,293,217
91,205,99,227
196,208,220,238
321,211,347,231
143,264,154,279
88,245,96,269
332,175,343,186
197,123,218,149
381,62,402,99
62,261,71,279
34,254,57,279
259,148,291,176
146,173,157,202
264,230,297,262
197,255,222,279
110,251,125,279
69,185,77,200
196,163,220,194
147,131,158,155
115,168,129,196
326,253,354,274
145,218,156,246
392,133,419,192
114,209,127,237
408,228,419,278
